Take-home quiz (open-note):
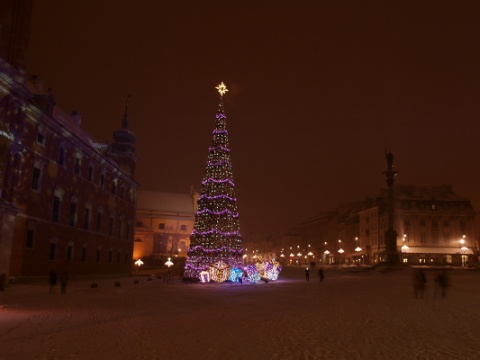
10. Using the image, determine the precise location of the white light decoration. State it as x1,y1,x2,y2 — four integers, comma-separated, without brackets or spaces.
401,244,409,252
324,250,330,254
135,259,144,267
215,82,228,96
307,252,313,256
199,271,210,283
208,261,230,283
338,248,344,253
165,257,174,267
355,246,362,252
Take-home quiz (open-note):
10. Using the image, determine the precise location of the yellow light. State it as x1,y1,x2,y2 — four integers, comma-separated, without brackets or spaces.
216,82,228,96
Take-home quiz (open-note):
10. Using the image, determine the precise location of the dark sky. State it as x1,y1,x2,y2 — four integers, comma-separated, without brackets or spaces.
28,0,480,236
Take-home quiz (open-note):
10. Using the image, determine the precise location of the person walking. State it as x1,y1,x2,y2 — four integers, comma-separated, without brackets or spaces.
305,268,310,282
434,270,449,298
413,269,427,298
318,268,324,282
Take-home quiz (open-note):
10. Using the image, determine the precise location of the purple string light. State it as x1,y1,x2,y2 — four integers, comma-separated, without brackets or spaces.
188,245,243,254
197,209,239,217
199,194,237,201
209,145,230,152
192,229,241,236
201,178,235,186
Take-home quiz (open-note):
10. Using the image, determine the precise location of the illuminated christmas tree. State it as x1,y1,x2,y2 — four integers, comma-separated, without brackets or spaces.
183,82,244,281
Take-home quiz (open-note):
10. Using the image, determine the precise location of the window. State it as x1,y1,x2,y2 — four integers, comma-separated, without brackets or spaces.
117,251,121,263
96,212,102,232
31,167,41,190
158,223,165,230
119,220,124,238
126,223,131,239
81,245,87,262
100,174,105,188
74,157,81,175
88,166,94,181
84,207,91,230
112,180,117,195
109,217,114,236
108,249,113,263
443,233,450,245
58,147,66,166
49,242,57,260
36,132,45,145
96,247,101,262
67,243,74,261
69,203,77,226
420,233,426,243
180,224,187,231
25,228,34,248
52,196,61,222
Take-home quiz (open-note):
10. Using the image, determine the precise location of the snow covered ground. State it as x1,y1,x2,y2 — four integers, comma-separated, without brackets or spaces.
1,266,480,360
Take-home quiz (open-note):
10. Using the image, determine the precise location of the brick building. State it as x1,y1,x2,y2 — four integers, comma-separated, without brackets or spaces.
0,0,138,280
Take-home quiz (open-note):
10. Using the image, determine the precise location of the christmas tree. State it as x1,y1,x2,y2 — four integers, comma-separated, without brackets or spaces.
183,82,244,282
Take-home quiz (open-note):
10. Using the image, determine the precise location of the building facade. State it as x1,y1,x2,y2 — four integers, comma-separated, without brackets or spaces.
0,1,138,280
299,185,478,267
133,189,198,264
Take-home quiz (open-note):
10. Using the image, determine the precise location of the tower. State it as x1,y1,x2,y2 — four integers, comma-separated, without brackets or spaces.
183,83,244,281
0,0,33,72
110,96,137,176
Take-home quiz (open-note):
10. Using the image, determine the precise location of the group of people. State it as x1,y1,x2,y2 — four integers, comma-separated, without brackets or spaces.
305,267,324,282
49,270,69,294
413,269,450,298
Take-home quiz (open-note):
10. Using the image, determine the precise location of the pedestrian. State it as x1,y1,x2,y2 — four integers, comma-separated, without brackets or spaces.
305,268,310,282
60,271,69,294
434,270,450,298
49,270,57,293
318,268,324,282
413,269,426,298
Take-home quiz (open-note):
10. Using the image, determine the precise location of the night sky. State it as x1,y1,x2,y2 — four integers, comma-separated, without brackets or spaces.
28,1,480,236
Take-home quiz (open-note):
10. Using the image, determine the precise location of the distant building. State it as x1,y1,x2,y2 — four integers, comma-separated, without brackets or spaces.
133,189,198,263
0,1,138,280
299,185,478,267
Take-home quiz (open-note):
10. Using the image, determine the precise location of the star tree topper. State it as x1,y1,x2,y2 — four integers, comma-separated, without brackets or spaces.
216,82,228,96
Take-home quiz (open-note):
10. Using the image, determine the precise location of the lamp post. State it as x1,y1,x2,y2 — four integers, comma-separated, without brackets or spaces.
383,151,399,265
459,235,468,267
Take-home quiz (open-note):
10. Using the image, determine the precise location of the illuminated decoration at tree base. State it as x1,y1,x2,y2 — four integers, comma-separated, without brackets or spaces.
189,259,282,284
